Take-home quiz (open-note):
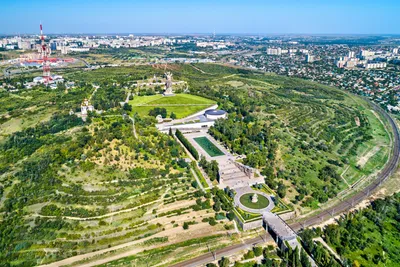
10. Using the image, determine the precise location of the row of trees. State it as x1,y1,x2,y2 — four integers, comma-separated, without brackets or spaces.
175,129,199,160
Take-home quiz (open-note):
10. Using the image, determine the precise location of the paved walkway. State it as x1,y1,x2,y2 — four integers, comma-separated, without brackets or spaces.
234,187,274,214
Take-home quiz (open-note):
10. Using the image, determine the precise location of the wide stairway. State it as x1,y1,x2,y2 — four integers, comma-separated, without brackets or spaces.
218,160,253,188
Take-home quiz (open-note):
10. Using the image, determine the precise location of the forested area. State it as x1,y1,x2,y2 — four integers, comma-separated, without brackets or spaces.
209,118,277,169
0,106,193,265
184,63,385,210
301,192,400,267
92,84,125,110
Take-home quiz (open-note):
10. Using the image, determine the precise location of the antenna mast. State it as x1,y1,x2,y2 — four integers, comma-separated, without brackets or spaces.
40,23,51,84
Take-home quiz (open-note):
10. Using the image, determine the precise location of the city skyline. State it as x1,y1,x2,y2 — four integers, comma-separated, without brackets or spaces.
2,0,400,35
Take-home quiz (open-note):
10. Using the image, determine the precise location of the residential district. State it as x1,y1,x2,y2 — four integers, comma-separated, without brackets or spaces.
1,33,400,113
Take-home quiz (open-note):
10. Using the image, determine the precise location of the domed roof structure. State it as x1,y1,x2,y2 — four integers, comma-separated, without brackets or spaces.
204,109,227,120
204,109,227,116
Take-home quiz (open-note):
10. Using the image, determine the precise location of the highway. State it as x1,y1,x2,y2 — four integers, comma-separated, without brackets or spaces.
171,102,400,267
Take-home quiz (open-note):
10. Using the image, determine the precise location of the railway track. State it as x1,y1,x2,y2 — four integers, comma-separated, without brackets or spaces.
290,102,399,230
172,101,400,267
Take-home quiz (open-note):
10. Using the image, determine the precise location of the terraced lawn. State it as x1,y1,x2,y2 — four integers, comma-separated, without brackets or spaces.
130,94,216,119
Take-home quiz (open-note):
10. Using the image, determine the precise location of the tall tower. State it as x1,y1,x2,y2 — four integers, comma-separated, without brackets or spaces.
40,23,52,84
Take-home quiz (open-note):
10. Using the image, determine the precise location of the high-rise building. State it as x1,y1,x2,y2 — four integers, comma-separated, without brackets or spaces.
267,48,282,55
348,51,355,58
359,50,375,59
306,54,314,63
18,41,32,50
393,48,399,54
50,42,57,51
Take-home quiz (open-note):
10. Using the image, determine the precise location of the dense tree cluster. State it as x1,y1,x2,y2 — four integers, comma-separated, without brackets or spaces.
0,113,84,174
92,84,125,110
300,228,341,267
148,107,167,118
210,187,233,212
209,117,277,169
175,129,199,160
199,156,219,182
301,193,400,266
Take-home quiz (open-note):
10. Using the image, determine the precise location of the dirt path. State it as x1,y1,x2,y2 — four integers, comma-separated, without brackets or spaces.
357,145,381,167
127,115,138,139
221,74,237,79
313,237,342,263
340,166,351,188
137,103,212,106
190,64,207,74
33,189,172,221
354,116,360,126
39,222,226,267
190,167,206,192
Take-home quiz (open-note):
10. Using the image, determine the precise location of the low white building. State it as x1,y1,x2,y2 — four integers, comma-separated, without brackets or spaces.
204,109,227,120
81,99,94,115
33,74,64,85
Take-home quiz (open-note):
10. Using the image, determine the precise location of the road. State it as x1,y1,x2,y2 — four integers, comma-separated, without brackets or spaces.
171,101,400,267
2,57,90,78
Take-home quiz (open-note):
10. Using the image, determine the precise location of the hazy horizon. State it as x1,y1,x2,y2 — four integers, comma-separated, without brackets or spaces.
3,32,400,36
2,0,400,35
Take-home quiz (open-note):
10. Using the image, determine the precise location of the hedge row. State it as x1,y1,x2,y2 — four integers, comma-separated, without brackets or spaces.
175,129,199,160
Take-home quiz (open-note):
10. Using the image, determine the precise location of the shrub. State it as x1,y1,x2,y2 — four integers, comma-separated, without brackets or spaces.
209,218,217,226
253,246,263,257
183,222,189,230
243,250,255,259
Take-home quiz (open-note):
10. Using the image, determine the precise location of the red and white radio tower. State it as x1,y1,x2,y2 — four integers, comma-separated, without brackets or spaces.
40,23,52,84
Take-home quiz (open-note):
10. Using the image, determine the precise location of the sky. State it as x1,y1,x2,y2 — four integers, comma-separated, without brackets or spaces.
1,0,400,35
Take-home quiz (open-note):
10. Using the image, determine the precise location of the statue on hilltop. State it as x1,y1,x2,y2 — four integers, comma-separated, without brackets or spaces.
163,72,175,96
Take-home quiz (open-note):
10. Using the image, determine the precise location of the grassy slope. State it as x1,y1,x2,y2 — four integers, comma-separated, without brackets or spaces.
129,93,216,119
179,63,391,210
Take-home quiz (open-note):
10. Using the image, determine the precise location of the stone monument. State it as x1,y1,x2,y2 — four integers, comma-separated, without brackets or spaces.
163,72,175,96
252,193,258,203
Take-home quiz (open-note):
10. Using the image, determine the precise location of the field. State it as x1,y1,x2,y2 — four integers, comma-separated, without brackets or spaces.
0,62,394,266
239,193,270,209
194,136,225,157
129,93,216,119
